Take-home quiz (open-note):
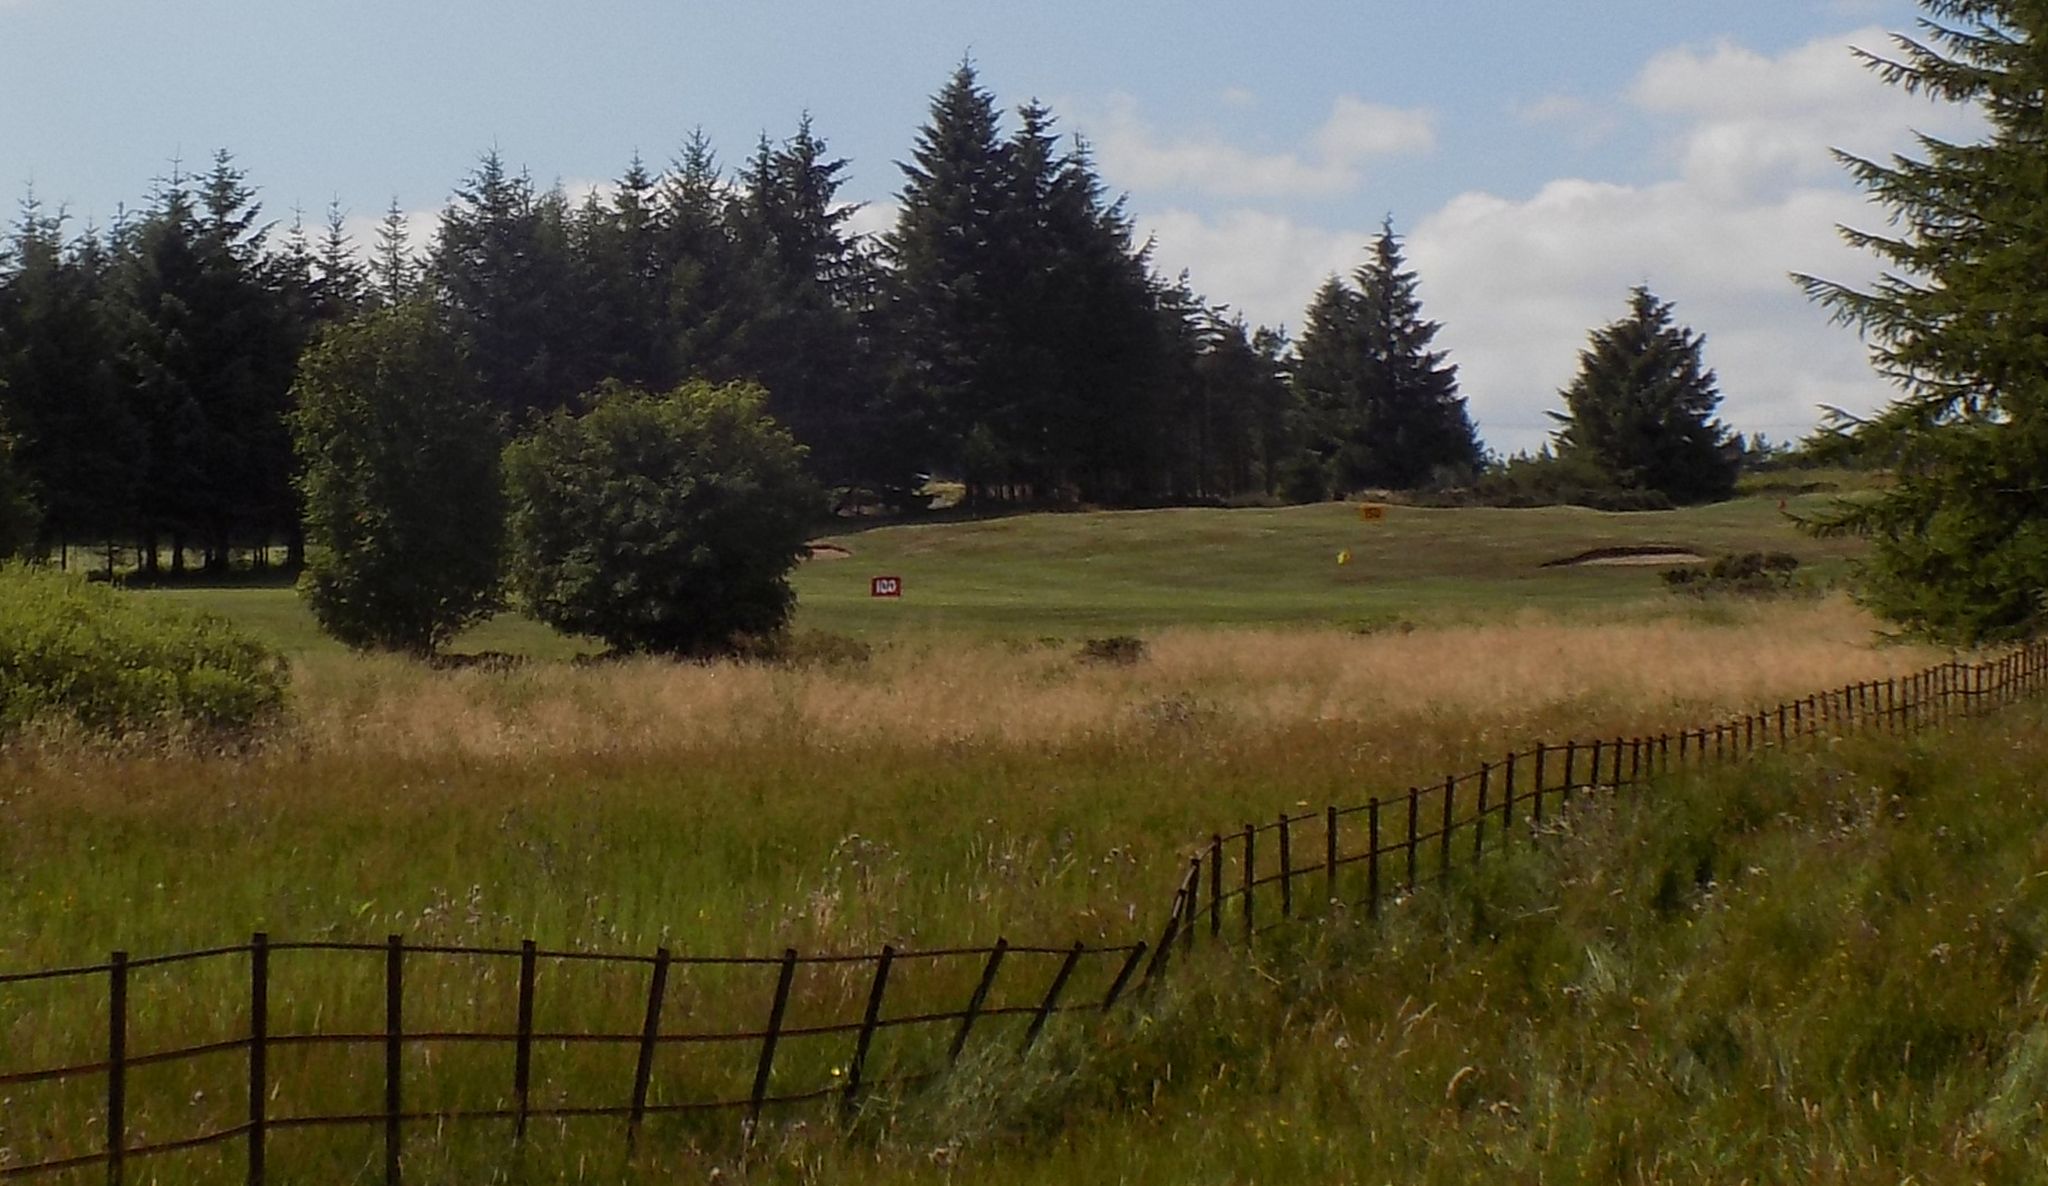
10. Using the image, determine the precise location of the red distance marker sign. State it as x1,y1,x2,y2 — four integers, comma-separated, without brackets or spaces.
870,576,903,598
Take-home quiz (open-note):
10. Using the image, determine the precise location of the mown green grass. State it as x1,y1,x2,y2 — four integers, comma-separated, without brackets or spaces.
137,493,1861,655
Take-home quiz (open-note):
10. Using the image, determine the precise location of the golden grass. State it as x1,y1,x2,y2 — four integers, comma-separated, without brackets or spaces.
282,598,1941,762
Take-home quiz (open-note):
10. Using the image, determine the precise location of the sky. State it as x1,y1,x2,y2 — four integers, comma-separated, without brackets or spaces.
0,0,1983,454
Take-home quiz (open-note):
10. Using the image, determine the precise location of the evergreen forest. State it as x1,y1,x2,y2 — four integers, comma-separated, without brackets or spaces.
0,63,1737,574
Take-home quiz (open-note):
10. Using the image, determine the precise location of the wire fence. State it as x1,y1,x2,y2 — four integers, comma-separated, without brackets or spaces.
5,641,2045,1181
0,936,1146,1182
1155,642,2048,959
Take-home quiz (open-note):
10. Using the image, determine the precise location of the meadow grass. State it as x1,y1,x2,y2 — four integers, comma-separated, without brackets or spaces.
11,687,2040,1182
749,709,2048,1185
8,496,2014,1181
0,592,1973,1180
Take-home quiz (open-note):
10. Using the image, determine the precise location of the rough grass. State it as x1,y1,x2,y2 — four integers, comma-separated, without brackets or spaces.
11,687,2040,1181
762,709,2048,1185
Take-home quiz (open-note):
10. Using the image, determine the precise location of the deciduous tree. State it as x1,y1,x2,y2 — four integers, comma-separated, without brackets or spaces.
291,303,504,655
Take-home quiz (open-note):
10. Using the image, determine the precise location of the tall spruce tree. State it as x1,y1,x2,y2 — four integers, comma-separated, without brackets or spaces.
1795,1,2048,642
0,196,142,554
729,117,878,484
109,153,302,573
0,397,36,557
369,199,417,307
884,62,1010,490
1293,221,1479,491
1551,286,1738,504
430,151,582,418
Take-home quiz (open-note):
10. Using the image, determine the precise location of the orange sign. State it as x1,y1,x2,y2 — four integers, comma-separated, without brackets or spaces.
1357,504,1387,522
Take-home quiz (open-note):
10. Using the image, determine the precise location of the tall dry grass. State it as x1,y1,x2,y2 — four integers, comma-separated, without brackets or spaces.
284,598,1939,763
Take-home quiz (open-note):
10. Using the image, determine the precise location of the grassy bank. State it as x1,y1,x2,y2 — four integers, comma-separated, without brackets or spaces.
764,706,2048,1184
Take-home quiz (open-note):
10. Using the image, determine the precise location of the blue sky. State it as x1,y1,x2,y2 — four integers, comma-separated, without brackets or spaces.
1,0,1973,452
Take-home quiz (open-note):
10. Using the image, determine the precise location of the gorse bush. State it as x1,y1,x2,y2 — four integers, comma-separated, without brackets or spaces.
1663,551,1804,598
0,564,287,741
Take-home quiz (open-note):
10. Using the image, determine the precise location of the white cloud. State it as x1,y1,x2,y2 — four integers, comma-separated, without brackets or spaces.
1509,93,1620,151
1311,96,1436,163
1130,25,1985,453
841,198,898,245
336,202,441,265
1087,92,1434,200
1631,28,1982,199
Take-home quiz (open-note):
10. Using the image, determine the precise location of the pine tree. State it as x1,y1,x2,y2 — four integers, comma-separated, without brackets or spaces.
0,194,142,554
369,199,416,307
1551,286,1738,505
310,201,368,323
884,61,1010,489
1795,1,2048,642
0,397,37,557
729,116,878,482
658,130,749,384
430,151,581,417
1293,221,1480,491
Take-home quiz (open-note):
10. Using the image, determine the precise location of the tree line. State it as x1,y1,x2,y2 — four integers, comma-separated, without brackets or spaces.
0,62,1743,576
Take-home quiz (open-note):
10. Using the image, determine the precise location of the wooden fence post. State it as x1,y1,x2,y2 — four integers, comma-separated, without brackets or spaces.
1182,857,1199,951
1209,834,1224,939
843,945,894,1118
1367,798,1382,919
1023,943,1084,1053
1439,774,1456,877
1406,786,1421,890
749,949,799,1130
1562,741,1577,795
1325,806,1339,906
628,947,671,1147
515,940,536,1143
1101,943,1146,1011
1143,879,1186,985
1277,814,1294,919
385,935,403,1186
1474,767,1490,860
1612,737,1625,785
248,933,268,1186
950,941,1007,1063
107,951,128,1186
1533,744,1548,827
1241,824,1256,943
1503,752,1517,834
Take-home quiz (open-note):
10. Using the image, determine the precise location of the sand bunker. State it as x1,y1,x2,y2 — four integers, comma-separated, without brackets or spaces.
1545,545,1705,568
805,542,853,561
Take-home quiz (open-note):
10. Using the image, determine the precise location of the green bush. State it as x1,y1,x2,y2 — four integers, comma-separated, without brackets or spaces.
504,380,821,655
1663,551,1803,598
0,564,287,741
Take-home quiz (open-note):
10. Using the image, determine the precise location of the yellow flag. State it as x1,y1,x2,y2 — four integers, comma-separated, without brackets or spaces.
1337,549,1353,566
